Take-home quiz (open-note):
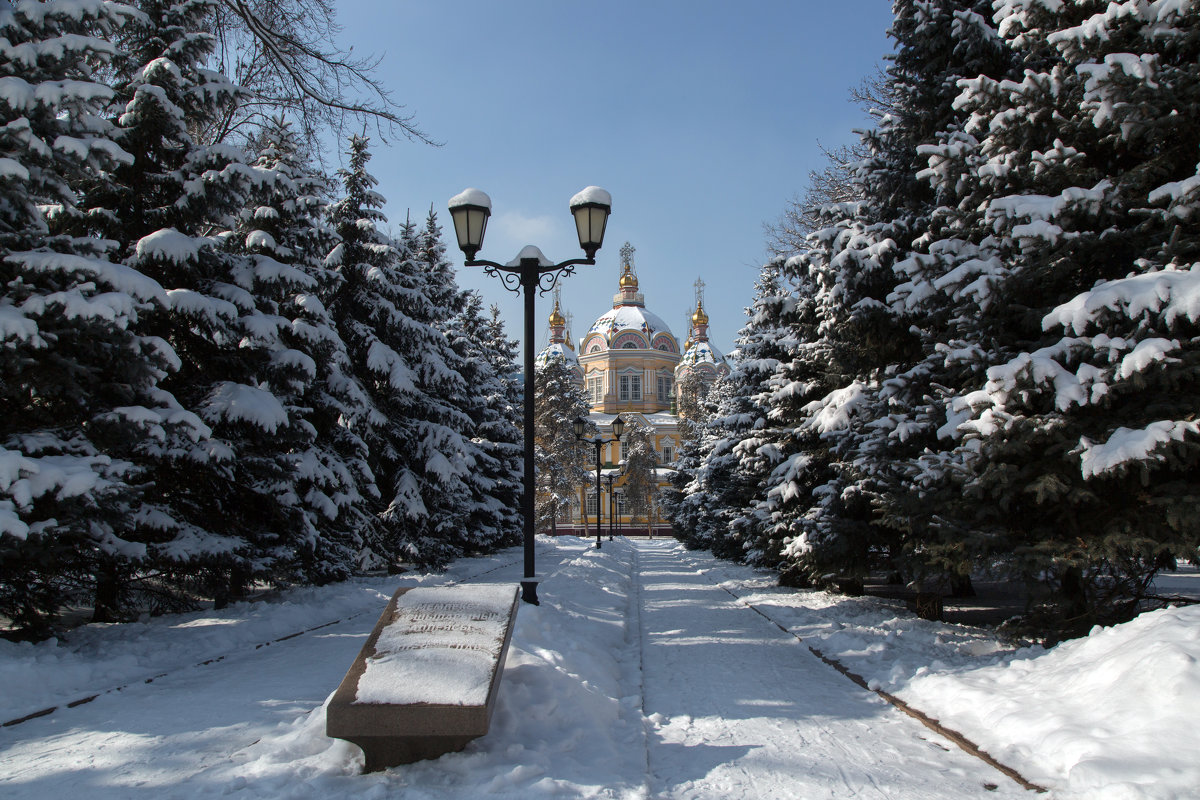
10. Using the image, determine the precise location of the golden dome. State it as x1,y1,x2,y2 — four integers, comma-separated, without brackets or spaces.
548,300,565,328
691,301,709,326
619,263,639,289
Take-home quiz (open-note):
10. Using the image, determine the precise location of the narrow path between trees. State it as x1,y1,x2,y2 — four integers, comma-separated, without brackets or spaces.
631,538,1028,799
0,537,1038,799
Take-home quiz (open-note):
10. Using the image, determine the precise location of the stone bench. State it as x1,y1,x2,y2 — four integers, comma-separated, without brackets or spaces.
326,583,520,772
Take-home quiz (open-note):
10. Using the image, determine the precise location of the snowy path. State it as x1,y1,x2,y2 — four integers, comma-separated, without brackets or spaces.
632,539,1024,798
0,537,1040,798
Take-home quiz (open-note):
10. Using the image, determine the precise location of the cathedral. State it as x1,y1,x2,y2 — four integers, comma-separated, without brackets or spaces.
536,244,729,536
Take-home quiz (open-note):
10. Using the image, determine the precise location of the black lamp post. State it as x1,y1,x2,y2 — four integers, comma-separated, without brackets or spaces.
573,415,625,550
604,471,618,541
449,187,611,606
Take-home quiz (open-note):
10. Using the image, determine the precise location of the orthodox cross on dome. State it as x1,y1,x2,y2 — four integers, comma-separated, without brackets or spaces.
690,277,710,340
613,241,644,307
619,241,636,272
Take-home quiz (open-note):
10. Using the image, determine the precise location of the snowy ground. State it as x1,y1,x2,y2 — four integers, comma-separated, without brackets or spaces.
1,537,1196,799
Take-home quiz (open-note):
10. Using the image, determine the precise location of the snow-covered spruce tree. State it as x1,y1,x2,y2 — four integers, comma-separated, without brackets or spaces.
444,290,523,552
676,263,791,560
0,0,175,633
533,356,591,534
902,0,1200,637
771,0,1013,591
230,116,379,584
733,254,836,582
661,369,715,537
408,210,521,553
326,135,474,568
620,416,659,537
72,0,340,612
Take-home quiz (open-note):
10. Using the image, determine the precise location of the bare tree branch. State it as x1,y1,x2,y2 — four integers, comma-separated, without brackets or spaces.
199,0,438,155
764,67,896,257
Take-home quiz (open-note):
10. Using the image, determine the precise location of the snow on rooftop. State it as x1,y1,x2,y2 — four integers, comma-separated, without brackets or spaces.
589,305,674,339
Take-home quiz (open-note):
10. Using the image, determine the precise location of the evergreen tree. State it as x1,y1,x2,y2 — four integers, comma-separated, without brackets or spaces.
0,0,166,633
71,0,324,614
533,357,590,534
445,291,523,552
661,370,714,537
676,264,791,560
621,417,659,537
326,135,474,568
737,254,836,582
770,0,1013,590
232,116,377,583
899,0,1200,636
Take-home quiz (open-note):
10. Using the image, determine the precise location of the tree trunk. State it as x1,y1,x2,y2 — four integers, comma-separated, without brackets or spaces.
92,562,122,623
949,573,976,598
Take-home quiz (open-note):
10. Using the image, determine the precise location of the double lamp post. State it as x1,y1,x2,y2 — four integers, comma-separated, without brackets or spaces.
448,186,612,606
574,415,625,550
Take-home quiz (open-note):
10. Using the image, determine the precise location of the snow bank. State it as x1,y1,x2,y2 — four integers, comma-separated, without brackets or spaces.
690,547,1200,800
5,539,1196,799
215,539,647,798
0,548,534,724
904,606,1200,800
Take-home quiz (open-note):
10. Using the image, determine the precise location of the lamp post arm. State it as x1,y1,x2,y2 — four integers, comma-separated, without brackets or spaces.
464,257,596,272
465,257,598,297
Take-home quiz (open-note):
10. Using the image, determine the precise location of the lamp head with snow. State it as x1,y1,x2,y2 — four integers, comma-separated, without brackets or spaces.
573,416,588,440
569,186,612,260
448,188,491,262
610,414,625,440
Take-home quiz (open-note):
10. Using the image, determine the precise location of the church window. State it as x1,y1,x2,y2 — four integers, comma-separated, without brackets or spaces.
657,376,672,399
586,492,598,517
616,492,626,516
662,445,674,463
588,375,603,404
622,342,637,349
618,374,642,401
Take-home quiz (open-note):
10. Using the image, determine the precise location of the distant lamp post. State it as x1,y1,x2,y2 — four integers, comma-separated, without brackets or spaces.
573,415,625,550
604,471,619,541
449,186,612,605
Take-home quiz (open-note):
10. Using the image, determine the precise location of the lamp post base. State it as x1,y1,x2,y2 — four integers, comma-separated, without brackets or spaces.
594,540,602,550
520,580,540,605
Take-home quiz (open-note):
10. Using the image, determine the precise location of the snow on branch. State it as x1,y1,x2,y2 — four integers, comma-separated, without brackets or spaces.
202,382,289,433
1079,420,1200,479
801,381,871,436
1045,265,1200,334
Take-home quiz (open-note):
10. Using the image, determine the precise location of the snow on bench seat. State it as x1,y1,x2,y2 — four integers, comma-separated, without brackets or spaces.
326,583,519,771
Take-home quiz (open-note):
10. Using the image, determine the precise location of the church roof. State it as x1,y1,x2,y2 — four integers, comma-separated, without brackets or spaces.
679,339,726,367
536,341,579,369
587,305,675,343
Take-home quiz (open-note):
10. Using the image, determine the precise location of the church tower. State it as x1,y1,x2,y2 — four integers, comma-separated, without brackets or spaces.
535,287,582,381
578,243,681,414
675,278,731,410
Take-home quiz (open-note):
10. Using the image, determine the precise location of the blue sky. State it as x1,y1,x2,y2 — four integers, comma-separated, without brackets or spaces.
334,2,897,354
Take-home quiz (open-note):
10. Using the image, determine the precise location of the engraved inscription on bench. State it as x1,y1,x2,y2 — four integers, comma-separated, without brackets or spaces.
326,584,520,772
